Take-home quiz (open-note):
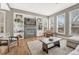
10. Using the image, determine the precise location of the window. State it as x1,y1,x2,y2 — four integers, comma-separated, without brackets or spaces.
49,17,54,32
0,11,5,33
70,9,79,35
43,18,49,31
57,14,65,34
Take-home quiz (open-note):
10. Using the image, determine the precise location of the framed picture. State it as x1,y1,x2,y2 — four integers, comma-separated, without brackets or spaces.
14,14,23,23
24,17,36,25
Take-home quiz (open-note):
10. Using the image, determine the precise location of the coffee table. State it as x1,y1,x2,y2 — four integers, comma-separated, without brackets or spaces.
40,37,62,53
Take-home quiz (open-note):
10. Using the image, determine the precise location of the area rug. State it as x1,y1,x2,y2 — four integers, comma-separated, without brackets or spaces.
27,40,74,55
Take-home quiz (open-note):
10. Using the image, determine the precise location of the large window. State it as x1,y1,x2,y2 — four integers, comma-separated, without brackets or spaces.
57,14,65,34
43,18,49,31
0,11,5,33
70,9,79,35
49,17,54,32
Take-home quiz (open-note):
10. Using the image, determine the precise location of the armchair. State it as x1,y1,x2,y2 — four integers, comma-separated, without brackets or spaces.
0,33,19,54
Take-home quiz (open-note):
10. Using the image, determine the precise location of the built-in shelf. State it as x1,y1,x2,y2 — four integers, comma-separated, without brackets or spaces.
13,13,24,38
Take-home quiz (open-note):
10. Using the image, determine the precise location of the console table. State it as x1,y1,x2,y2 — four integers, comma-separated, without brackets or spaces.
44,30,53,37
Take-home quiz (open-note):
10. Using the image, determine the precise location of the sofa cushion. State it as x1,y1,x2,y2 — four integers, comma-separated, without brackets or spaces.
67,36,79,44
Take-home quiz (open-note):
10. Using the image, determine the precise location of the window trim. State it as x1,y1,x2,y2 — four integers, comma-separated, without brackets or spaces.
69,8,79,35
56,13,65,34
49,17,55,32
0,11,6,34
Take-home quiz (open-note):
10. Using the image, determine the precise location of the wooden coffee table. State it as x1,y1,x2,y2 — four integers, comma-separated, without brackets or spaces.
40,37,62,53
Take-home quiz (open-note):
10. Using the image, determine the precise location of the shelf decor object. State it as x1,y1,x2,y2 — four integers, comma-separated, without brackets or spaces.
13,13,24,38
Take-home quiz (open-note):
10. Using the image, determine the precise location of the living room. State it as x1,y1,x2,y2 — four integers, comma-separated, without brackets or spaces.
0,3,79,55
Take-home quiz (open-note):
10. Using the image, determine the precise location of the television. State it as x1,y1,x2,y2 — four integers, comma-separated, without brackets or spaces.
24,18,36,25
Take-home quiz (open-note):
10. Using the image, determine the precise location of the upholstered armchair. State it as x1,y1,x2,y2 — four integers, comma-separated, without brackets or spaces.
0,33,18,54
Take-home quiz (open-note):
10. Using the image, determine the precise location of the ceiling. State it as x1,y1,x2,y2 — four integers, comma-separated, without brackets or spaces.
0,3,10,10
9,3,77,16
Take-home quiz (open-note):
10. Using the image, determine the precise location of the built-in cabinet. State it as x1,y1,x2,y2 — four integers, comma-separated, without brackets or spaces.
13,13,24,38
36,18,43,36
13,13,46,38
24,17,36,38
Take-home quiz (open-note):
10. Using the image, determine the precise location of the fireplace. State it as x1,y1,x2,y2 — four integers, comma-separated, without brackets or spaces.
24,17,36,38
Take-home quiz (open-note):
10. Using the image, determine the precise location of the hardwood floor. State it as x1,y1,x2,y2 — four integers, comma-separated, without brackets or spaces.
6,36,44,55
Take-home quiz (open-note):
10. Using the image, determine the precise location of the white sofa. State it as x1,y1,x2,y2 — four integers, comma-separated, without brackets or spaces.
69,45,79,55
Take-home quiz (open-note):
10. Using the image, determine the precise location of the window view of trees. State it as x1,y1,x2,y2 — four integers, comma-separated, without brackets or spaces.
57,14,65,33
